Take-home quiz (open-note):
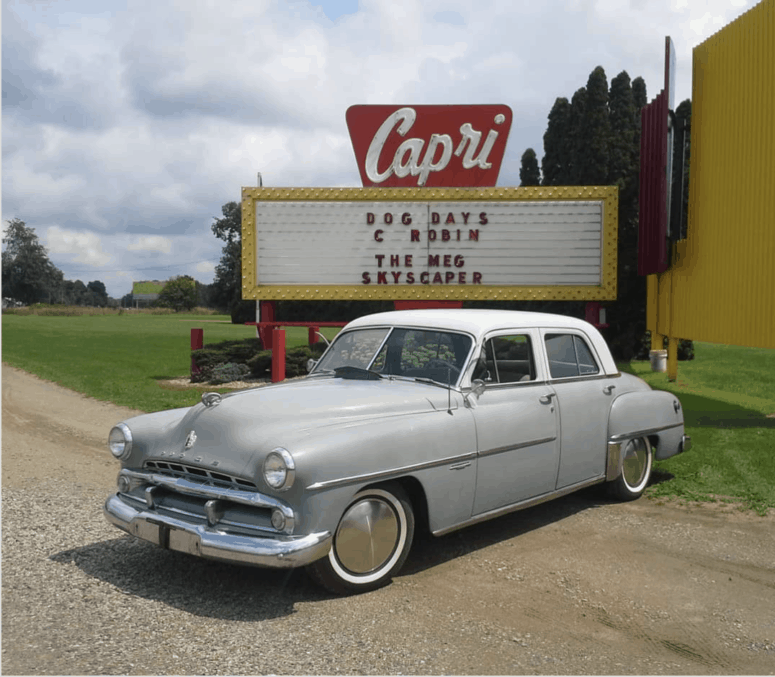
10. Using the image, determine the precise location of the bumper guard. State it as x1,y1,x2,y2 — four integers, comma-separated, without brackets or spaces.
104,493,331,568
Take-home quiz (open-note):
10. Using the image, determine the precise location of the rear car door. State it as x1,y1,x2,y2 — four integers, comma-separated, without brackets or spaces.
470,330,560,515
541,331,618,489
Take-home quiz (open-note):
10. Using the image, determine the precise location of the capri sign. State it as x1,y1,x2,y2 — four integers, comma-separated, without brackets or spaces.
346,105,513,188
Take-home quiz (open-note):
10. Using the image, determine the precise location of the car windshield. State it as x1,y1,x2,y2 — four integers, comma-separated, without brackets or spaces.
312,326,473,386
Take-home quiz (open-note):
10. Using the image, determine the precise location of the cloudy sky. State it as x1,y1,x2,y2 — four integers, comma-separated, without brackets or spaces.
2,0,757,299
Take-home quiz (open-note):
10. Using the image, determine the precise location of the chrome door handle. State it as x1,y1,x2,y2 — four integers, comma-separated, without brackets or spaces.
603,384,616,395
539,393,556,404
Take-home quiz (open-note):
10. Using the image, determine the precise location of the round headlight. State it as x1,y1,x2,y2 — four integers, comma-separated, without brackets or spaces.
108,423,133,460
263,448,295,491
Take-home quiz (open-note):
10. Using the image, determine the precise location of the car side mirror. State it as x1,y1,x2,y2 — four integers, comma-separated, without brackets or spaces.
471,379,486,398
306,358,318,373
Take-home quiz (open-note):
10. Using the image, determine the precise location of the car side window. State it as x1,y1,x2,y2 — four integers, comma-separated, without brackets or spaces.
474,335,535,384
545,333,599,378
574,335,599,375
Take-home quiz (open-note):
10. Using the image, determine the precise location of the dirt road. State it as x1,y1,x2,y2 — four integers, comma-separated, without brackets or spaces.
2,363,774,674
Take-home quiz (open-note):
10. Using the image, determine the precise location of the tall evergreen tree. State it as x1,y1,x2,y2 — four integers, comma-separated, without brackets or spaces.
631,76,647,111
631,76,648,177
577,66,611,185
607,71,636,187
673,99,692,240
566,87,587,185
541,97,571,185
603,74,649,360
519,148,541,186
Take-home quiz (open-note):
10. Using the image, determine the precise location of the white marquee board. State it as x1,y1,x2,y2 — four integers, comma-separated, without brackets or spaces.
241,187,618,301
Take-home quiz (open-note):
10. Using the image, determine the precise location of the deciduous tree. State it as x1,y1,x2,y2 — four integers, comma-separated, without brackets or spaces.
157,275,197,312
86,280,109,306
2,219,63,304
211,201,255,322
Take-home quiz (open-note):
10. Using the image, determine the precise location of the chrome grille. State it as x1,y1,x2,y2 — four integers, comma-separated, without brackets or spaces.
143,460,257,490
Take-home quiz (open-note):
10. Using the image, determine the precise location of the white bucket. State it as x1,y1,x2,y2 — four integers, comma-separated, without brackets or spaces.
649,349,668,372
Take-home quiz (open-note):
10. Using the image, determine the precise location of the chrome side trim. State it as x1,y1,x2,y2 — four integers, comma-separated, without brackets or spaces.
306,451,478,491
546,373,621,385
478,436,557,459
432,475,606,537
478,380,548,390
104,494,331,568
608,422,683,443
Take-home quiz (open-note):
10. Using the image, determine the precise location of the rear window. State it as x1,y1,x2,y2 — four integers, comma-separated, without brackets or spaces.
544,333,599,379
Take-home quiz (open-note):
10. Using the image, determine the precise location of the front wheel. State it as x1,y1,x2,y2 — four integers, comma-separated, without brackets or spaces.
308,483,414,595
608,436,653,501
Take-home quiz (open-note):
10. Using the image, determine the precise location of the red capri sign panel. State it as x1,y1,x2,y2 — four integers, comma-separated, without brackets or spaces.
346,105,512,188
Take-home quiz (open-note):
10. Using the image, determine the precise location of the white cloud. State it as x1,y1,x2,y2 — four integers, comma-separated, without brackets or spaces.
127,236,173,254
3,0,762,299
45,226,111,266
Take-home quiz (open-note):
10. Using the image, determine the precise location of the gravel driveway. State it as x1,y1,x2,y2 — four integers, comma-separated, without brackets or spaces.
3,364,774,675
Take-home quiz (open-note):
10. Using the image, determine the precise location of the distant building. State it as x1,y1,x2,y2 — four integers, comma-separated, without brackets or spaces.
132,280,165,307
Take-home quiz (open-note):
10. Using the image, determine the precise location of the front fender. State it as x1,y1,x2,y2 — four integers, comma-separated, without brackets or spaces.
608,390,687,462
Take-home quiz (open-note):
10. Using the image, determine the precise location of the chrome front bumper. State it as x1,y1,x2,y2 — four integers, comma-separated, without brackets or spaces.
104,493,332,568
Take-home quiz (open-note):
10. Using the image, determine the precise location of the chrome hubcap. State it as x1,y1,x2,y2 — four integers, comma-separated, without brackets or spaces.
622,438,648,489
334,498,399,574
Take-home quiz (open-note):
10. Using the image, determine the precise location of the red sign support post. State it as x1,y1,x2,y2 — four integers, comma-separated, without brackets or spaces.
271,329,286,383
190,328,203,378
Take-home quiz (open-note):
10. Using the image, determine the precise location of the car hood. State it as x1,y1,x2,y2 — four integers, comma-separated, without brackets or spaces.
142,377,457,476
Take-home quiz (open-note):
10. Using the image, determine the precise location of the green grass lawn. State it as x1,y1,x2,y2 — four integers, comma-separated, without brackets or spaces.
622,344,775,514
3,312,773,513
1,312,340,412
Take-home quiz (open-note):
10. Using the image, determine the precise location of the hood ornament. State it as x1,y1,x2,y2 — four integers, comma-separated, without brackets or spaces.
184,430,197,449
202,392,222,408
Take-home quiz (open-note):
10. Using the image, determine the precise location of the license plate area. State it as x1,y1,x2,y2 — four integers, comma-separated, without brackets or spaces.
133,519,200,556
168,526,200,556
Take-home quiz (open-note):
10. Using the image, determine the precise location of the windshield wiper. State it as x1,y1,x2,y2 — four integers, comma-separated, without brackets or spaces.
333,366,383,381
408,376,452,388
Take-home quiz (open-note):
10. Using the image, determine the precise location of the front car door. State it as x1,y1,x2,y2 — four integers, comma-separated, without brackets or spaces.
470,330,560,515
541,330,618,489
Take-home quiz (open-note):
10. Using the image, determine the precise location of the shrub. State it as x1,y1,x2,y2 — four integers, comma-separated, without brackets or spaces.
191,337,263,383
247,344,327,378
208,362,251,385
247,350,273,376
192,337,326,382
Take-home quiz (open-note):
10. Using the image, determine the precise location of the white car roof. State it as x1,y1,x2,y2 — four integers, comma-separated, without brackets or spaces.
345,309,618,375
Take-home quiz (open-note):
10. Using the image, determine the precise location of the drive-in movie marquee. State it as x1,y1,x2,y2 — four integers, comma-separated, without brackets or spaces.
242,104,618,302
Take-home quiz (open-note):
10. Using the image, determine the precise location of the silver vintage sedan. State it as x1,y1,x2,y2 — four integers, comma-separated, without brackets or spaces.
104,310,691,594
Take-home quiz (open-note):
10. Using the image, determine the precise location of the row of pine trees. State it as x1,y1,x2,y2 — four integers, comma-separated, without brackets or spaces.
518,66,690,360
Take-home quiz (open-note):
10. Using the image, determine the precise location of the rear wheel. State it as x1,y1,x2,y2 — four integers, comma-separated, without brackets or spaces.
609,437,653,501
308,483,414,595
